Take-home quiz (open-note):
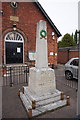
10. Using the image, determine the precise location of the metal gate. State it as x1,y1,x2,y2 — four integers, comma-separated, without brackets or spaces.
65,78,78,90
2,65,29,87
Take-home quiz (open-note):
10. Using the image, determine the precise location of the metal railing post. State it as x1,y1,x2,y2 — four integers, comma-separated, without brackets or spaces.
10,67,12,87
26,66,28,83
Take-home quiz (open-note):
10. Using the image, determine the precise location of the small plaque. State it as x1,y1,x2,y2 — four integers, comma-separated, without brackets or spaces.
10,16,19,22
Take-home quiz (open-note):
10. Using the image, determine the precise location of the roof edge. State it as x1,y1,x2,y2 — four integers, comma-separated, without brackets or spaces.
35,0,62,37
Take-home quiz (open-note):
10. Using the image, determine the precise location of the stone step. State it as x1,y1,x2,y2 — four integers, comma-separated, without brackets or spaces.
24,87,35,101
24,92,32,105
20,92,32,111
19,88,69,117
21,90,62,108
36,95,61,107
20,88,65,109
24,87,62,102
32,99,67,117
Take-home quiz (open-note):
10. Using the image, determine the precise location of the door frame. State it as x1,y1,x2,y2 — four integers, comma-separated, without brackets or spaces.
4,31,24,64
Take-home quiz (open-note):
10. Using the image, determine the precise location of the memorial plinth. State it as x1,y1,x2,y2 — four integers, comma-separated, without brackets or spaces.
28,67,56,95
19,20,69,118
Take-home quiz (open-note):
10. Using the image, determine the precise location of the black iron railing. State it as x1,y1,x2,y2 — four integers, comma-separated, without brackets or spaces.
2,65,29,87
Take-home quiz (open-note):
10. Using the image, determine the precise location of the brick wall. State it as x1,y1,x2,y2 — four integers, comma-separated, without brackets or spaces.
2,2,58,65
57,50,69,64
69,51,79,59
58,50,79,64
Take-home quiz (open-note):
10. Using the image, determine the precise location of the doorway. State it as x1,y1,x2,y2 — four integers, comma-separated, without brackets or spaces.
4,31,24,64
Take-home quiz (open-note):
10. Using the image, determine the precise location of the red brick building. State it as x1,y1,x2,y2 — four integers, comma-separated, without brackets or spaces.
1,1,61,66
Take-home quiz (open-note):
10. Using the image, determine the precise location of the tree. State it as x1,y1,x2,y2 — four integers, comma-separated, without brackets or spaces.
71,32,74,39
58,41,62,48
58,33,76,48
74,30,77,44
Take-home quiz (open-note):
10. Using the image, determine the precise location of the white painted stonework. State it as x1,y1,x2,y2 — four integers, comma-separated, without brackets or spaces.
19,20,67,117
36,20,48,68
28,20,56,95
28,67,56,95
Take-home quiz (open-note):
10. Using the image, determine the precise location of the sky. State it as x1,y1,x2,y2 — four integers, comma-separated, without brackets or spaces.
38,0,79,41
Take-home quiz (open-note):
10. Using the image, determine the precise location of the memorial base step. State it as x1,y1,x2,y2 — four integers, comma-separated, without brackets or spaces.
18,86,70,117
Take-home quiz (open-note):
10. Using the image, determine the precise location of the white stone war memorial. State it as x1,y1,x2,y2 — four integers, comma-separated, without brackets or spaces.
18,20,70,117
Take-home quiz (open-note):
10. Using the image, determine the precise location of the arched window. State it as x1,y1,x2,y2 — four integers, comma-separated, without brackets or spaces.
5,31,24,43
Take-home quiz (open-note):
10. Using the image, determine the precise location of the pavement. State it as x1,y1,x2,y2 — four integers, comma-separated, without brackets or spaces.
2,64,78,119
